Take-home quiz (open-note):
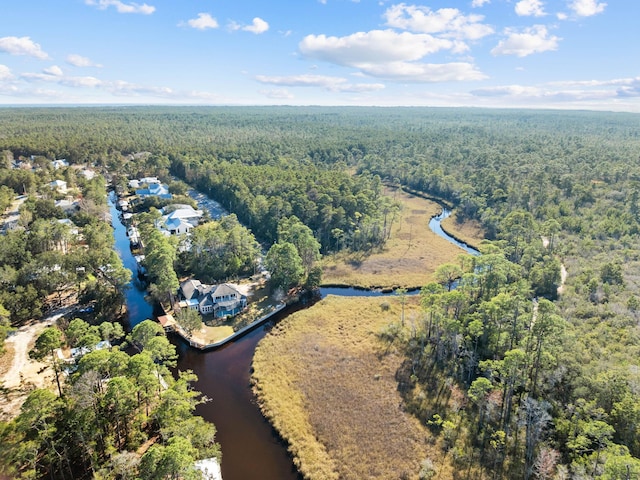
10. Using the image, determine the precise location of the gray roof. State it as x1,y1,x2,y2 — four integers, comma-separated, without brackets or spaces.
180,279,203,300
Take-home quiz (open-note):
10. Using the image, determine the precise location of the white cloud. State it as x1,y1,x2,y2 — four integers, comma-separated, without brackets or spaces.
0,36,49,59
471,0,490,7
85,0,155,15
355,61,486,82
556,12,568,20
0,65,12,81
469,78,640,107
515,0,546,17
300,30,456,65
256,74,348,88
243,18,269,34
471,85,542,97
260,89,294,100
107,80,173,96
66,54,102,67
229,18,270,34
255,74,385,92
181,13,219,30
491,25,560,57
43,65,63,76
21,71,103,88
383,4,494,41
568,0,606,17
299,29,486,82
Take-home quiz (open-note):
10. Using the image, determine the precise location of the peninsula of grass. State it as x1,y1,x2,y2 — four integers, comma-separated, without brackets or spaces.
440,212,485,250
321,187,483,289
252,295,454,480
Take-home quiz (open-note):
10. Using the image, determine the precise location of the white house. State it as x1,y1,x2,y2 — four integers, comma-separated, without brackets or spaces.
49,180,68,194
178,279,247,318
136,182,171,199
52,159,69,170
129,176,160,189
159,205,203,235
55,198,79,213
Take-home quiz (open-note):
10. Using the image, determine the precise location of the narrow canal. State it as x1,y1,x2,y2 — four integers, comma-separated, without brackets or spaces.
109,190,479,480
108,192,154,330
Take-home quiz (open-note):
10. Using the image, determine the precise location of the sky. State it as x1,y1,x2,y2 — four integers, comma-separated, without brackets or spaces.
0,0,638,111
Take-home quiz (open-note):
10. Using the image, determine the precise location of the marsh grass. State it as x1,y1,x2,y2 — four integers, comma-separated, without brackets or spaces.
321,188,482,289
253,295,454,480
440,213,485,249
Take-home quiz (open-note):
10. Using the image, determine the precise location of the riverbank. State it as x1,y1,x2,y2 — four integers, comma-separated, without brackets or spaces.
252,295,454,480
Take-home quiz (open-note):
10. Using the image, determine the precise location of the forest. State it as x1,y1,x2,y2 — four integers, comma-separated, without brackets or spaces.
0,106,639,479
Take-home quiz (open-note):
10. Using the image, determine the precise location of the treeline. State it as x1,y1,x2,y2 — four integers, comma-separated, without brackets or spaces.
173,156,389,251
1,319,219,479
390,242,640,478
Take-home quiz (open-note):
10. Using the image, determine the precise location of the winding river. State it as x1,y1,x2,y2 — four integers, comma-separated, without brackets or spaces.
108,193,479,480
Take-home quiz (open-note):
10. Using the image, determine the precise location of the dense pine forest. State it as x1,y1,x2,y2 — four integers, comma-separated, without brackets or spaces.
1,106,640,479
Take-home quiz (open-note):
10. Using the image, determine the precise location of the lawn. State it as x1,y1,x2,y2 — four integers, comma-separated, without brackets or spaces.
321,187,484,289
252,295,455,480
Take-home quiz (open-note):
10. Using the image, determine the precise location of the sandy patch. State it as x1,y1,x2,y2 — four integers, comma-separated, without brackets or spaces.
0,309,72,420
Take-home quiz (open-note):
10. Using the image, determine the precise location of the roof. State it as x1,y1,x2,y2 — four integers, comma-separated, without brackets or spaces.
164,217,193,232
211,283,244,299
180,279,203,300
165,206,203,221
52,159,69,169
157,314,176,328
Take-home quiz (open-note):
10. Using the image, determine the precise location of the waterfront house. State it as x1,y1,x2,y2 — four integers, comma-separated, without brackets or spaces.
178,279,247,318
158,205,203,236
135,182,171,199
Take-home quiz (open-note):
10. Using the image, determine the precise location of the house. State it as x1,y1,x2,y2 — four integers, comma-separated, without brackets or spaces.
57,340,111,364
55,198,79,213
49,179,68,194
159,205,203,235
79,169,95,180
178,279,247,318
52,159,69,170
135,182,171,199
129,176,159,189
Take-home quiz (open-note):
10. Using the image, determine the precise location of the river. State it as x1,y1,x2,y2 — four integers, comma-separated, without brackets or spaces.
428,208,480,257
108,192,154,330
108,192,479,480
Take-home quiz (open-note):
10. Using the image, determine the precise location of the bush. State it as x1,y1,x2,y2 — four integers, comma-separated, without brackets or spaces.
418,458,437,480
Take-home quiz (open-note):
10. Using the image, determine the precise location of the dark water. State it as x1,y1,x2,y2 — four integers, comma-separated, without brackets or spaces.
174,310,304,480
108,192,154,330
109,191,477,480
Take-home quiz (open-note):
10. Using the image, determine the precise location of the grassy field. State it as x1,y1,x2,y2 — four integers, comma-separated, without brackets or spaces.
441,213,485,249
321,188,484,289
253,295,455,480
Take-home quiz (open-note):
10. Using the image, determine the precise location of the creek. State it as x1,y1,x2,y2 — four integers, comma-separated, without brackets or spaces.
108,192,478,480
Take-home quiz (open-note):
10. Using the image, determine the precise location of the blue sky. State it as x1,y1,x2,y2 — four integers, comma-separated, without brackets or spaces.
0,0,638,111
